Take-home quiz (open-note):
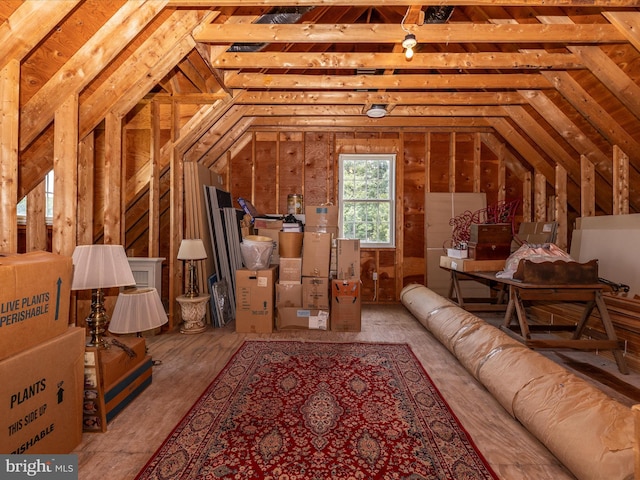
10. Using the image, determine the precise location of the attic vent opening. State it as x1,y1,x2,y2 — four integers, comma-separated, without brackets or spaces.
228,7,314,53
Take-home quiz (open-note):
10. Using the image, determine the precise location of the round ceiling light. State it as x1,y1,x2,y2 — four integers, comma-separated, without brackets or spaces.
366,105,387,118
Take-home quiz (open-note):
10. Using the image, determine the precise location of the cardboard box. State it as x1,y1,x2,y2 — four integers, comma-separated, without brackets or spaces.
276,308,329,331
336,238,360,279
304,225,339,237
439,255,505,273
235,266,278,333
0,327,84,454
276,283,303,307
279,257,302,284
305,205,338,228
254,218,283,230
99,336,147,390
447,248,469,259
331,279,361,332
302,232,332,277
105,356,152,423
513,222,557,249
0,251,73,362
302,277,330,310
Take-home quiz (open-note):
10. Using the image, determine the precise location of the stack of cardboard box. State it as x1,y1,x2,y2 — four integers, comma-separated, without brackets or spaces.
277,206,334,331
331,239,362,332
0,252,84,454
235,205,362,333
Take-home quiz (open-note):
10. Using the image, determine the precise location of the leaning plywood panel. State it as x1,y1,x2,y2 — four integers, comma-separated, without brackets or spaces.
571,227,640,297
400,283,634,480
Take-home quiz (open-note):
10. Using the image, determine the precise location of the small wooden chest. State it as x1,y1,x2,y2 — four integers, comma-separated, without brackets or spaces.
468,242,512,260
469,223,513,244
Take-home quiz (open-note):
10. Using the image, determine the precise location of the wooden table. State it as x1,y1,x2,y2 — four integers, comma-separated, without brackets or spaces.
440,258,629,374
440,256,508,312
470,271,628,375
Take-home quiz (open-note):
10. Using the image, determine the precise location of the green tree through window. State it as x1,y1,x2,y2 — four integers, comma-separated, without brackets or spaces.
339,154,395,247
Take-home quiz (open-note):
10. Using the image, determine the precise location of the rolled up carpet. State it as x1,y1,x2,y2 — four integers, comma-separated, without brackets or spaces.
400,283,634,480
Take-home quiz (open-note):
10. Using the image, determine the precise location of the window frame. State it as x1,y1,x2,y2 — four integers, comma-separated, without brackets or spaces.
16,170,54,225
338,153,396,248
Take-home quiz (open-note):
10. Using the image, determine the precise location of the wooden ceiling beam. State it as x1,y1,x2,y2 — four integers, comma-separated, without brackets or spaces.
212,52,584,70
0,0,81,70
172,1,640,8
177,55,211,93
183,105,246,162
248,116,493,128
225,72,552,89
570,45,640,123
193,12,265,95
503,104,614,212
234,90,528,105
201,118,256,168
541,70,640,176
520,89,640,213
84,10,213,133
19,0,169,152
147,92,231,103
234,104,507,117
604,11,640,52
488,116,583,213
480,132,529,178
18,8,211,199
195,23,626,44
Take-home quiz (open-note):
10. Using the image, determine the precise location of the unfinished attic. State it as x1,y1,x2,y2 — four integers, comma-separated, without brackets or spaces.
2,1,640,479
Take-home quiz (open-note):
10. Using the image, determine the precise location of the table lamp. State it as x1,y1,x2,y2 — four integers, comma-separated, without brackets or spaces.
177,239,207,298
71,244,136,347
109,288,168,336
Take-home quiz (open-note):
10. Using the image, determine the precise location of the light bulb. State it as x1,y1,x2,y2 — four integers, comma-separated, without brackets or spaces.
405,46,414,60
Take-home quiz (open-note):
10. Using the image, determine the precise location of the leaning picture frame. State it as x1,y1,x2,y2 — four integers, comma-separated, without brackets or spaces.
208,274,220,327
209,275,233,328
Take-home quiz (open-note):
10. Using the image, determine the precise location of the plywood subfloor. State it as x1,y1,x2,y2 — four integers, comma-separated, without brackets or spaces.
74,304,638,480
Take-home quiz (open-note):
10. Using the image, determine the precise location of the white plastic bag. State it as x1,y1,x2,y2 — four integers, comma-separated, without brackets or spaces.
496,243,574,279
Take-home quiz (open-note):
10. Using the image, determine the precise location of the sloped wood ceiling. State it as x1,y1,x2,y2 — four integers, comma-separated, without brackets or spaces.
3,0,640,218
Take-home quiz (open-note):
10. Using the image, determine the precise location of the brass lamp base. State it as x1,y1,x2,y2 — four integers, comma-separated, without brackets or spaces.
86,288,111,348
184,260,200,298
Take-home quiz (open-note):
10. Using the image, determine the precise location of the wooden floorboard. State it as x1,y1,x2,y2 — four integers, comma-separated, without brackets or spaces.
74,303,638,480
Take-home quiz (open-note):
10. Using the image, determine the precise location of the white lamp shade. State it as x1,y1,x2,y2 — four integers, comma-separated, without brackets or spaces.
109,288,168,334
177,239,207,260
71,244,136,290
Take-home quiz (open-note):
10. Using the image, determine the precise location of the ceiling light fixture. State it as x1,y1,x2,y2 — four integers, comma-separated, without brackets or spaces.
366,105,387,118
401,7,417,61
402,33,417,60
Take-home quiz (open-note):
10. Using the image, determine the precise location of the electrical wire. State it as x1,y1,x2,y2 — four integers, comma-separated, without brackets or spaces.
400,6,411,34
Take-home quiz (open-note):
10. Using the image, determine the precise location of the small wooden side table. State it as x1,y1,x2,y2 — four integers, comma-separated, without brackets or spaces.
176,294,209,334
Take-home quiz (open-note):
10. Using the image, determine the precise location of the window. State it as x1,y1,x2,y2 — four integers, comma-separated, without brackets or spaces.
16,171,54,223
339,154,395,248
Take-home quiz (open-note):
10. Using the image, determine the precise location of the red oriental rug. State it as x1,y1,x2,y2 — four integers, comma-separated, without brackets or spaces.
136,341,498,479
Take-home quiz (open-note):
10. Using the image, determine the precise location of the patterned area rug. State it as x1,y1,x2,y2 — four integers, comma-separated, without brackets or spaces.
136,341,498,479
